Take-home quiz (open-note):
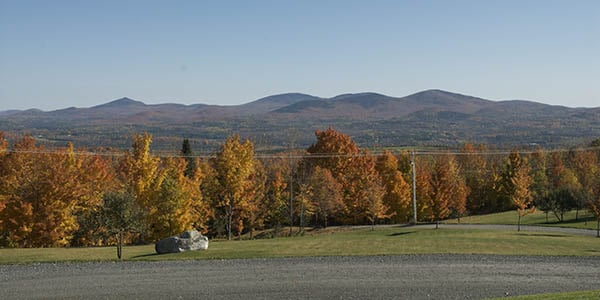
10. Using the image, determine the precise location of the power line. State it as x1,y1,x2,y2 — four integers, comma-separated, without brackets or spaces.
2,146,599,159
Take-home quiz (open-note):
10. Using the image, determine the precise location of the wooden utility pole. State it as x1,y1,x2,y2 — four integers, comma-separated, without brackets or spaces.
411,151,417,225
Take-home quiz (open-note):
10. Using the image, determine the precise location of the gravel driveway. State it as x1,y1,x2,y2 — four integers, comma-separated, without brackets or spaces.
1,254,599,299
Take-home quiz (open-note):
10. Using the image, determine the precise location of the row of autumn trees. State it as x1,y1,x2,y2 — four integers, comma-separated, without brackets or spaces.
1,128,600,247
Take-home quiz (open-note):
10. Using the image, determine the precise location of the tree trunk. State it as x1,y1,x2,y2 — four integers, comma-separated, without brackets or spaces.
597,219,599,238
289,203,293,236
560,212,564,222
545,211,548,223
517,213,521,232
289,170,294,236
435,220,439,229
116,231,123,261
227,198,233,241
300,201,304,233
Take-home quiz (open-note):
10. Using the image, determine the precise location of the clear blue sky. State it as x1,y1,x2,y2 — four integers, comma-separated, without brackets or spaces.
1,0,598,111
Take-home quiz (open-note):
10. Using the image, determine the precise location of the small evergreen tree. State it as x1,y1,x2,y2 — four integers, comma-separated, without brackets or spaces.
181,139,197,178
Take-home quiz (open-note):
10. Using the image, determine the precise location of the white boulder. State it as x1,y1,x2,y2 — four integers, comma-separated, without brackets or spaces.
155,230,209,254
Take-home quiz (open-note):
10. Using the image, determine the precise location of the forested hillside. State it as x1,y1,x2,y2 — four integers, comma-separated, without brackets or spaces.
1,90,599,151
1,129,599,247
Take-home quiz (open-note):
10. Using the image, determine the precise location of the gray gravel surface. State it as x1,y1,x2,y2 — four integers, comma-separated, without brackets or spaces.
1,254,599,299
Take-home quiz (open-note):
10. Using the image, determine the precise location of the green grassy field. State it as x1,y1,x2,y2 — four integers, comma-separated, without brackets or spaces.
488,289,600,300
446,210,598,230
1,227,598,264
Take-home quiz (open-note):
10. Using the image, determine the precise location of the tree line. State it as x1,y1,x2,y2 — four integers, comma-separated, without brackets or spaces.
1,129,600,248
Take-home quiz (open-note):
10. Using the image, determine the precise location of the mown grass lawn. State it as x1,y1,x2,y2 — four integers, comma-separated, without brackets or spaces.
1,227,598,264
488,289,600,300
446,210,597,230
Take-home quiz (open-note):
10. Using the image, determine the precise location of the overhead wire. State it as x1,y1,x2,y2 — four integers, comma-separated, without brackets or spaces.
1,145,599,159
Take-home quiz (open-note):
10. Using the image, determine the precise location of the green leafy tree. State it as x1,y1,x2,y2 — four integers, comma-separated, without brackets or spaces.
535,196,553,224
588,195,600,237
146,158,198,241
101,191,143,260
546,188,580,222
546,152,581,222
529,148,550,222
569,149,598,220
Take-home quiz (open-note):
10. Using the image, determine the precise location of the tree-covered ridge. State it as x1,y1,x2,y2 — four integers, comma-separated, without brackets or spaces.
2,90,599,152
1,130,599,248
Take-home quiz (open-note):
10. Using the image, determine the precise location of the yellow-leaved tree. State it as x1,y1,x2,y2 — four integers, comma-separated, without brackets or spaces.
119,134,209,242
446,155,469,223
119,133,160,241
145,157,203,241
213,134,256,240
0,132,8,238
509,153,534,232
245,160,267,239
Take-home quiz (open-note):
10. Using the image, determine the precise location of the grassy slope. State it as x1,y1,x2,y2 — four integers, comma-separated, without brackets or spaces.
446,210,597,230
1,227,599,264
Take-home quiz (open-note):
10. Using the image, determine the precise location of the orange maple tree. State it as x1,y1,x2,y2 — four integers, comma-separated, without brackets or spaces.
376,151,412,223
0,137,111,247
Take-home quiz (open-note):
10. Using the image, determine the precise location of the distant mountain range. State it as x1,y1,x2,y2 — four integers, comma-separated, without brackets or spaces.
1,90,599,151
